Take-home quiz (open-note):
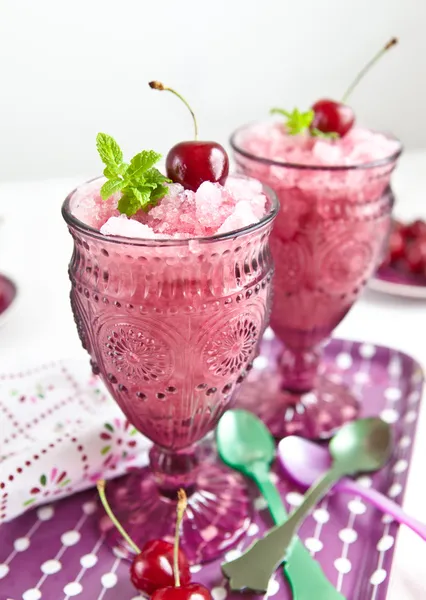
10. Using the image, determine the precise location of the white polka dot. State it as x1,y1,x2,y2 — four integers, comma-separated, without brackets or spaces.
393,459,408,474
101,572,117,588
382,514,394,524
399,435,411,449
370,569,387,585
380,409,399,424
339,528,358,544
247,522,259,536
353,371,369,384
61,530,81,546
211,586,227,600
225,549,242,562
37,505,54,521
357,476,373,488
263,327,274,340
377,535,394,552
405,410,417,424
82,501,97,515
384,387,402,402
409,391,421,405
0,564,9,579
388,358,402,377
14,536,30,551
267,577,280,596
336,353,353,370
334,557,352,574
64,581,83,596
348,499,367,515
286,492,303,507
41,559,62,574
23,590,41,600
190,564,202,573
254,496,268,511
80,553,98,568
302,392,317,405
305,537,323,553
313,508,330,524
269,472,279,484
359,343,376,358
253,355,268,369
63,582,83,596
388,483,402,498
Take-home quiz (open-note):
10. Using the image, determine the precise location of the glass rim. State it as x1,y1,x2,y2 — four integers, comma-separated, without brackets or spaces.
230,121,403,171
61,175,279,247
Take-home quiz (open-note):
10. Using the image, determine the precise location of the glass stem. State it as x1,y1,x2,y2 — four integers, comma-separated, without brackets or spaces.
149,444,200,499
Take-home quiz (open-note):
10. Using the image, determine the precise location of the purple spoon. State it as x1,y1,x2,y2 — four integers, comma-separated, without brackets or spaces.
278,436,426,541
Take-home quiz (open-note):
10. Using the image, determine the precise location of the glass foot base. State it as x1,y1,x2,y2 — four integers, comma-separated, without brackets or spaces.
237,339,359,439
98,462,251,565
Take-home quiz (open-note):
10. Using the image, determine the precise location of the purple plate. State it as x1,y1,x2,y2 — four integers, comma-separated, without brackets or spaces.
371,266,426,299
0,337,423,600
0,274,17,326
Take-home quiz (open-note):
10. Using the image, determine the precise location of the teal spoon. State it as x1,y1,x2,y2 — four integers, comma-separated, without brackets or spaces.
216,409,345,599
221,416,392,594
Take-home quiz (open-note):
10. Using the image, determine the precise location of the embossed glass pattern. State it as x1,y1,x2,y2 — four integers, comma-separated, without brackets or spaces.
231,125,402,439
62,177,278,563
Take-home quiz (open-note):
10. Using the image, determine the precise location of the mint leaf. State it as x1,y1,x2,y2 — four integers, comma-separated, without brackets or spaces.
126,151,162,182
100,178,125,201
97,133,170,216
311,128,340,140
270,107,315,136
96,133,123,168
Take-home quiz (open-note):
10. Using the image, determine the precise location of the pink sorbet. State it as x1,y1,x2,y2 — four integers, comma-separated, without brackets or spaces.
70,176,267,239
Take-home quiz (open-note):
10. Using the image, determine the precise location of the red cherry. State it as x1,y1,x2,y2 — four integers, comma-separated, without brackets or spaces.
130,539,191,595
152,583,212,600
166,141,229,191
388,229,405,262
311,99,355,137
404,239,426,274
403,219,426,241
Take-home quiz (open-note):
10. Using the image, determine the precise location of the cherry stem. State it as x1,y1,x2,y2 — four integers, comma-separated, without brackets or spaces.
342,37,398,104
149,81,199,140
96,480,141,555
174,488,188,588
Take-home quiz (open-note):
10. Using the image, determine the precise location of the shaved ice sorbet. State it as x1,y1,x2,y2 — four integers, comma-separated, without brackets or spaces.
70,176,267,239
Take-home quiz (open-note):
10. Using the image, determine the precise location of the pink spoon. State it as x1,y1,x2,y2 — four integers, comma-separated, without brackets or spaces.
278,436,426,540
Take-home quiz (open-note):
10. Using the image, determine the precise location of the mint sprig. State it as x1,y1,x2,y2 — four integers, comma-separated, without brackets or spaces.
270,108,340,139
270,108,314,135
96,133,170,216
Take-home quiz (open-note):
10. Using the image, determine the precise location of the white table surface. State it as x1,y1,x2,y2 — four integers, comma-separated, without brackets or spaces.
0,152,425,598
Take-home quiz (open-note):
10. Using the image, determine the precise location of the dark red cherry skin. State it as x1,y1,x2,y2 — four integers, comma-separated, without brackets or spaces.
130,540,191,595
311,99,355,137
166,141,229,191
152,583,213,600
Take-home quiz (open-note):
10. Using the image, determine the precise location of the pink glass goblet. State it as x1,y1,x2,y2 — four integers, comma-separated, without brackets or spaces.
230,123,402,440
62,178,278,563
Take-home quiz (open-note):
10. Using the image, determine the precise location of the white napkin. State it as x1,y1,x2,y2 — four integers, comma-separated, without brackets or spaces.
0,359,151,522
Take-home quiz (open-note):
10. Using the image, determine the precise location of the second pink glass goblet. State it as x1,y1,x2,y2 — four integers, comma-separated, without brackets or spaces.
231,124,402,439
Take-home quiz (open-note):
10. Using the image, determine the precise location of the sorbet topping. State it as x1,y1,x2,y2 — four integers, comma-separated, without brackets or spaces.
70,176,267,239
236,121,401,167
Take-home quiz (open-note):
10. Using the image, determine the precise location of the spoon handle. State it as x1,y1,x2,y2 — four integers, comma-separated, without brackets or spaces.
252,466,345,600
338,478,426,540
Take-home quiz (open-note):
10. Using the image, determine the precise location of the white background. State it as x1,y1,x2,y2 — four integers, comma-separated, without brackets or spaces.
1,0,426,181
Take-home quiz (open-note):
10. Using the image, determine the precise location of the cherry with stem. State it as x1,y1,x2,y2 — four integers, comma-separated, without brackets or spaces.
312,37,398,137
149,80,229,191
97,480,191,595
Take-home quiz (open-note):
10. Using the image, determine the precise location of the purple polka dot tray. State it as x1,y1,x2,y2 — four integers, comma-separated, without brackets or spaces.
0,337,424,600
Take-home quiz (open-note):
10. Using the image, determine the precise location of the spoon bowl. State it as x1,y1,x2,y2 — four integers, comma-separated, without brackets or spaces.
330,417,393,474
